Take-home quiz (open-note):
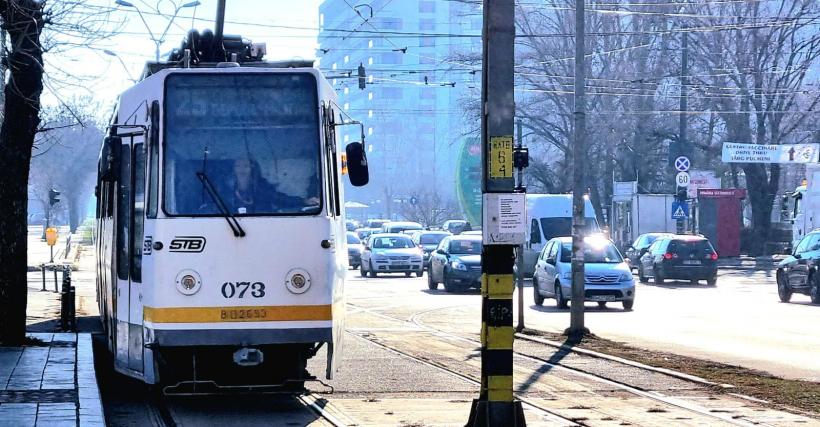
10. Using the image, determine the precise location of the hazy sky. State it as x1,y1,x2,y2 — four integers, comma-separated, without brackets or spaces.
49,0,322,108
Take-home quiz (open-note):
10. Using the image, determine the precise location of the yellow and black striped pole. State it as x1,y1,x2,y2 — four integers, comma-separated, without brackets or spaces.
466,0,526,425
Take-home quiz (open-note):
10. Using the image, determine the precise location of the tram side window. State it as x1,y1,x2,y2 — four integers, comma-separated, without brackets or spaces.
147,104,160,218
117,145,131,281
132,144,145,282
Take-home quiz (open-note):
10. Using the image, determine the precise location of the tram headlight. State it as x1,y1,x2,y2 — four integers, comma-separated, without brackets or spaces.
175,269,202,296
285,268,312,294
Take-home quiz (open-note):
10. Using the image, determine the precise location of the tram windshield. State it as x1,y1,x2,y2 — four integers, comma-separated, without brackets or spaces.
163,73,322,216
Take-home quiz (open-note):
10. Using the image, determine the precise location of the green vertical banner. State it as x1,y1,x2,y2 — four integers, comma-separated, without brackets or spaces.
457,137,483,226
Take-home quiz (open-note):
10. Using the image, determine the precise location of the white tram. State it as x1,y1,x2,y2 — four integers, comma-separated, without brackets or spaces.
95,34,369,389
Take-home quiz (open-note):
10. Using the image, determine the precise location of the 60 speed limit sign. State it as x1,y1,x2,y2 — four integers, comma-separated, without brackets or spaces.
676,171,691,187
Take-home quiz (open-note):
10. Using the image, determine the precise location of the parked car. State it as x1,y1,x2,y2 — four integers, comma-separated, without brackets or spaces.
360,233,424,277
347,231,364,269
427,235,483,292
366,218,390,229
532,236,635,310
356,227,379,240
442,220,472,235
412,230,451,268
624,233,675,271
381,221,424,234
345,219,360,232
776,230,820,303
638,235,718,286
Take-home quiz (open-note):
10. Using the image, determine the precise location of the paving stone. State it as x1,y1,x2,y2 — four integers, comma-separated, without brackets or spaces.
0,403,36,427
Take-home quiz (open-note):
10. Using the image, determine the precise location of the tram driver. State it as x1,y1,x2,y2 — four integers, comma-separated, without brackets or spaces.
224,158,318,214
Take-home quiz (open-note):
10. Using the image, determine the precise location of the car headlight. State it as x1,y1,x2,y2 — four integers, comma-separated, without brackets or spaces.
373,253,386,260
619,272,633,282
451,261,468,271
560,272,572,280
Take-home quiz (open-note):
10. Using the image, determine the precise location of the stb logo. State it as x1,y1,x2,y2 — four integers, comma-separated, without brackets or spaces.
169,236,206,253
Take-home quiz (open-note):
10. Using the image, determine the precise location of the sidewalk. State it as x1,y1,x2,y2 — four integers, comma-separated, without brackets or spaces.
0,333,104,427
717,254,785,269
0,227,105,426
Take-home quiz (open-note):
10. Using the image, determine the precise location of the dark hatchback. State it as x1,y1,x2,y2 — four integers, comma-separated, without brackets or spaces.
412,230,451,268
776,230,820,304
638,235,718,285
624,233,674,271
427,235,482,292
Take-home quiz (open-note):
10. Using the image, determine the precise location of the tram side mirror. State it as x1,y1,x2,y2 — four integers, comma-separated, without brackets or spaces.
346,142,369,187
100,136,122,182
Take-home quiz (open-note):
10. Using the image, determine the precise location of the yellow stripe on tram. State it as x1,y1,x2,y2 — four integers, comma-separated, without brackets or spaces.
143,304,333,323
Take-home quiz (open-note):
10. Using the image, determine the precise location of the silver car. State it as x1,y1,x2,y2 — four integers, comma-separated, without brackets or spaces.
532,236,635,310
360,233,424,278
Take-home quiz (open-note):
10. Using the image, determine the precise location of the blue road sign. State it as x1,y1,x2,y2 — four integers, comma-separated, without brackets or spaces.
409,196,418,206
671,201,689,220
674,156,691,172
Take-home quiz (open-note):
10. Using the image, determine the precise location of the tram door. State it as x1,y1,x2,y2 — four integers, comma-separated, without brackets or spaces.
114,142,146,373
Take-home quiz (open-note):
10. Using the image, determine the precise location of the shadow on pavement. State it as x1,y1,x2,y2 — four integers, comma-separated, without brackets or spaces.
518,336,579,392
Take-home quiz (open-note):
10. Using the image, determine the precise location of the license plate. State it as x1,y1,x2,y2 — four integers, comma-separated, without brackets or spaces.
590,295,616,301
683,260,702,265
392,264,409,269
220,308,268,322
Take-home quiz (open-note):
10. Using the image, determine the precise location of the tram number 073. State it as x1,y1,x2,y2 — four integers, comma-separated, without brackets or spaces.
221,281,266,299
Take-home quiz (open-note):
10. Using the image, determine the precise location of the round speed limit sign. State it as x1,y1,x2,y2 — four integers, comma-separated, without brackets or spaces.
676,171,691,187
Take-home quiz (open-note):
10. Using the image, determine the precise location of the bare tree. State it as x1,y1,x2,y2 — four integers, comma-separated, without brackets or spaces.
0,1,116,344
690,0,820,253
399,189,463,228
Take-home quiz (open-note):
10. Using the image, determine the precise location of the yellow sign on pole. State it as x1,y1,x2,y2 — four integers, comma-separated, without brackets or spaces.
45,227,58,246
489,136,514,179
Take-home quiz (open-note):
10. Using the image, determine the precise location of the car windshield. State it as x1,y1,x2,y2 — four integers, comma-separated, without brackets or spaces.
347,233,361,244
372,236,414,249
668,240,715,257
449,239,482,255
420,234,447,245
540,217,598,241
560,242,623,263
163,73,321,216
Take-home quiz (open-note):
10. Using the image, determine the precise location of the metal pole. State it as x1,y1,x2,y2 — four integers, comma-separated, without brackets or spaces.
468,0,526,424
676,32,688,234
568,0,588,338
516,119,525,333
41,265,46,291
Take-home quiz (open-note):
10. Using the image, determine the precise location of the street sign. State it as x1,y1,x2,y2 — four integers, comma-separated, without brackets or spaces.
409,196,418,206
722,142,820,164
45,227,58,246
671,201,689,220
674,156,690,172
676,171,691,187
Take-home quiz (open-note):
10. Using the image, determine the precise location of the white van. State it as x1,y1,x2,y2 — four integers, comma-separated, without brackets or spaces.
522,194,600,277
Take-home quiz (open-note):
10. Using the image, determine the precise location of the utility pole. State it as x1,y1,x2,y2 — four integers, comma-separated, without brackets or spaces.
467,0,526,425
676,32,689,234
516,119,525,333
568,0,589,338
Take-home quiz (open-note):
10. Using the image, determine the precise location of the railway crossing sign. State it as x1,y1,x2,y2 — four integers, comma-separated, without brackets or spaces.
671,201,689,220
676,171,691,187
674,156,690,172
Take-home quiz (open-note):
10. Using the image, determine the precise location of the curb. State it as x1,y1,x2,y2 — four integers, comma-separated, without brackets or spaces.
515,332,734,390
76,333,106,426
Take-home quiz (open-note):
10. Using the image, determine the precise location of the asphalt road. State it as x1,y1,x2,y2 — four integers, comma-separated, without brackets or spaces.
347,266,820,382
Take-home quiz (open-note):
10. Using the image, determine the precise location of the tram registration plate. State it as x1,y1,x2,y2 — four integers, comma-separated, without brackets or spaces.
220,308,268,321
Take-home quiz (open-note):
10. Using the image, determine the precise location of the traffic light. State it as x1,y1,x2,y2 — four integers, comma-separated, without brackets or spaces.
49,189,61,206
358,63,366,90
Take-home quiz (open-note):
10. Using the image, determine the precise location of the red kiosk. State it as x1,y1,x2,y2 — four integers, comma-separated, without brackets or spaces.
697,189,746,257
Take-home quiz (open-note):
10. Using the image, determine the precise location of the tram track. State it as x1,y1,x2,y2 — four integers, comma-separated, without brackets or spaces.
145,390,350,426
347,331,584,426
348,302,774,427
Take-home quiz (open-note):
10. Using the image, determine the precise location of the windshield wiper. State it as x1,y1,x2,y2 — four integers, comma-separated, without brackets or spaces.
196,171,246,238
